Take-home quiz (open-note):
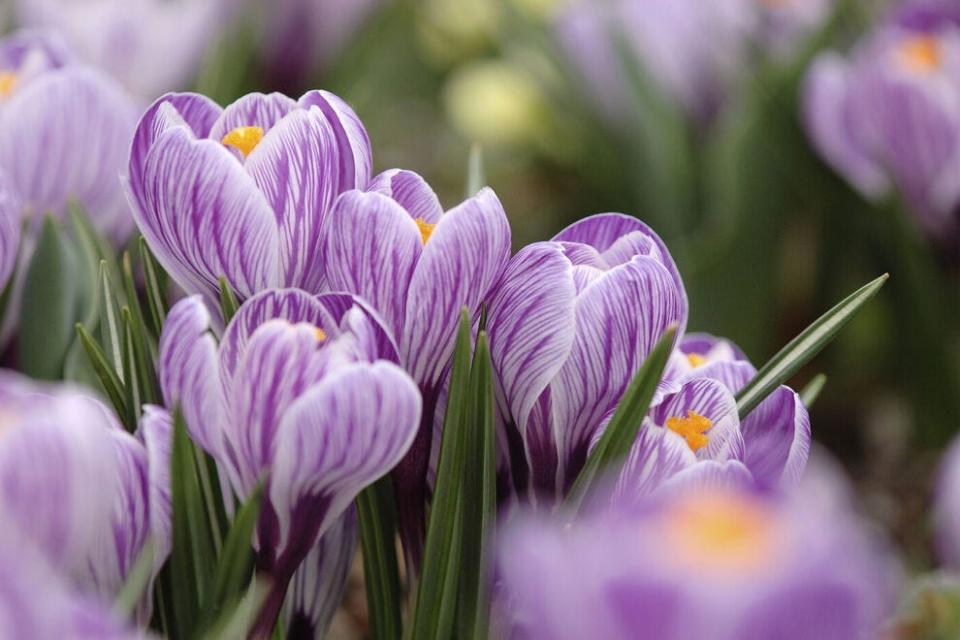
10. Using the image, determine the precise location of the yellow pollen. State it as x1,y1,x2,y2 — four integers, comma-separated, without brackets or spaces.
414,217,437,245
221,126,264,158
666,410,712,452
0,72,17,98
898,35,941,73
686,353,707,368
314,327,327,343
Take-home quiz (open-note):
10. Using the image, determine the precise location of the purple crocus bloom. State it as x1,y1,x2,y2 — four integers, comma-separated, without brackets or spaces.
486,213,687,505
15,0,239,100
126,89,372,305
804,3,960,241
321,170,511,565
156,288,420,633
0,30,139,242
497,457,899,640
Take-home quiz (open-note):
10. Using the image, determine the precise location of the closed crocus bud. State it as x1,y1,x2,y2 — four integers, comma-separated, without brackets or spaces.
126,90,372,305
498,456,899,640
157,289,420,634
0,30,139,242
804,5,960,241
15,0,238,100
486,213,687,505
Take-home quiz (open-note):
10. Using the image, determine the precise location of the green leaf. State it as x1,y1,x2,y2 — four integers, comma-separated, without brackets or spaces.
98,260,126,381
201,579,271,640
113,538,156,619
357,478,403,640
465,143,485,198
457,331,497,640
799,374,827,408
120,309,143,430
219,275,240,324
736,274,888,418
18,216,80,379
206,482,263,625
75,323,129,427
411,308,473,640
566,326,677,514
68,202,113,328
139,236,168,338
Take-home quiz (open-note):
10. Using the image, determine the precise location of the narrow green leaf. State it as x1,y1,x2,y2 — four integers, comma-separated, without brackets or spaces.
75,323,129,427
566,326,677,514
411,308,474,640
466,143,485,198
799,374,827,408
357,478,403,640
736,274,888,418
201,579,271,640
98,260,126,381
119,255,161,406
113,538,156,619
219,275,240,324
68,202,112,327
457,331,497,640
139,236,168,337
206,482,263,624
18,216,79,379
121,251,159,360
120,309,142,430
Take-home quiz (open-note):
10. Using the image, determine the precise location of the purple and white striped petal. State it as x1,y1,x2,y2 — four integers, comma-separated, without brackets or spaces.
0,174,21,290
139,126,280,299
649,378,744,463
613,421,697,505
158,295,226,457
658,459,755,495
367,169,444,223
285,509,358,639
139,405,173,567
322,190,423,336
317,293,400,364
298,90,373,189
208,92,298,143
739,387,810,486
401,187,511,389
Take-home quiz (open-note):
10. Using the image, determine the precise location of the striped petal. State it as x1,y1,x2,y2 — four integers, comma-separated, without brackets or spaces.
740,386,811,486
208,92,298,142
298,90,372,188
650,378,744,463
367,169,444,223
139,405,173,569
401,187,511,389
613,420,697,506
317,293,400,363
659,459,755,495
139,125,280,299
0,174,21,290
265,361,420,572
322,190,422,335
158,296,226,457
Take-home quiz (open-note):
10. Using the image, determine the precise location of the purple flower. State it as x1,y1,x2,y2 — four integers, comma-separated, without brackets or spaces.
803,5,960,240
497,457,899,640
126,89,372,304
934,434,960,568
486,213,687,504
0,30,139,242
156,288,420,632
15,0,239,100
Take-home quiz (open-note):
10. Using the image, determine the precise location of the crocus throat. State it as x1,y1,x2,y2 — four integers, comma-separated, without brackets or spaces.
666,410,712,452
0,72,17,98
686,353,707,368
415,218,436,245
898,35,941,73
314,327,327,342
222,126,264,158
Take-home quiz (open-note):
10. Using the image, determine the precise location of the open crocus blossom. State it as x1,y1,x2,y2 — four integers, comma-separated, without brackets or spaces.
486,213,687,504
126,89,372,305
0,30,139,242
803,2,960,242
0,371,170,613
498,458,899,640
156,289,420,633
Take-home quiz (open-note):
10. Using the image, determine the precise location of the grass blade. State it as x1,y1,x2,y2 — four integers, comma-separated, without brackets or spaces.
139,236,168,337
206,482,263,625
799,374,827,408
113,538,156,619
466,144,485,198
98,260,126,381
76,323,130,428
219,275,240,324
736,274,888,418
357,478,403,640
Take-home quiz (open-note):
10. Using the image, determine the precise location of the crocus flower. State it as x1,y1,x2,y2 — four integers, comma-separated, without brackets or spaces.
0,30,139,242
126,89,372,305
804,2,960,241
15,0,238,100
156,288,420,633
321,171,510,565
498,457,899,640
486,213,687,504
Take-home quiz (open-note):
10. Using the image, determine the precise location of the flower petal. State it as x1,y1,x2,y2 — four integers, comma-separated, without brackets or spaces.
208,92,298,142
0,174,21,289
139,125,280,299
649,377,744,463
401,187,511,388
139,405,173,570
613,420,697,506
322,190,422,335
317,292,400,363
367,169,444,223
298,90,373,188
740,386,811,486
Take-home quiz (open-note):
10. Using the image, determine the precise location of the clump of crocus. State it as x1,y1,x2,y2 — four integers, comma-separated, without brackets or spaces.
804,1,960,242
0,30,139,242
498,456,898,640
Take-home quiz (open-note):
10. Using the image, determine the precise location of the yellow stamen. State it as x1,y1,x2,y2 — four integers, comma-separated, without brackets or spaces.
666,410,712,452
898,35,941,73
221,126,264,158
686,353,707,368
314,327,327,343
0,72,17,98
414,217,437,245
